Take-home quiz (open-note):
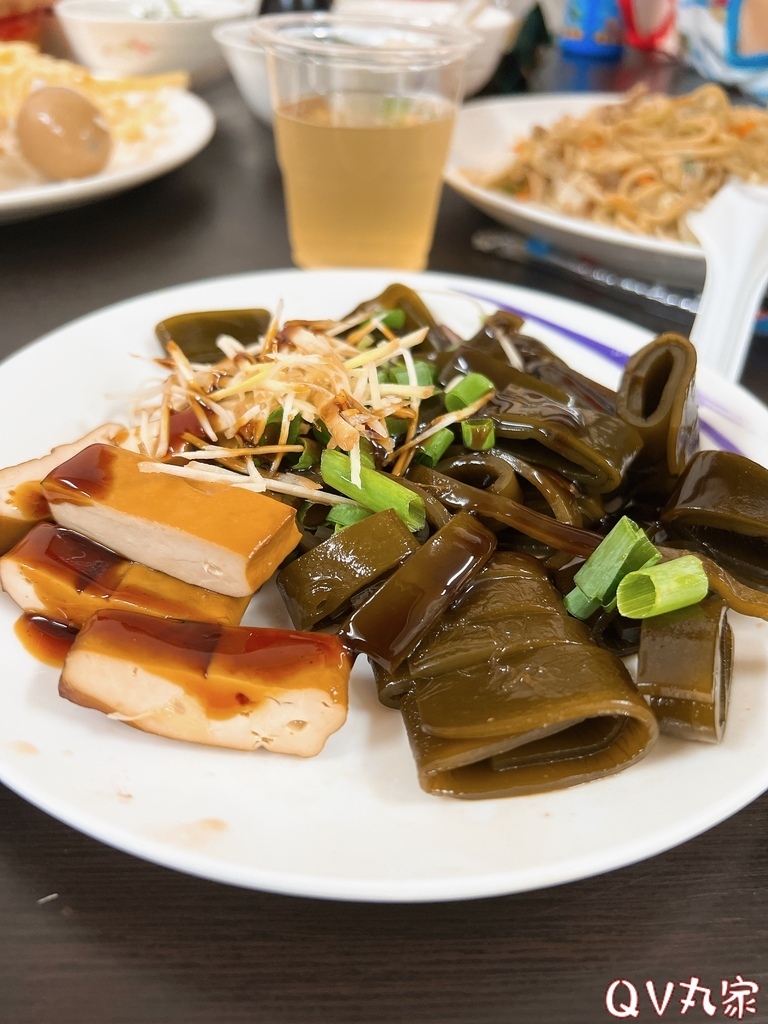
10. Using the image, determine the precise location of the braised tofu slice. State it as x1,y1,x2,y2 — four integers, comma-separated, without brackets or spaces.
41,444,301,597
0,523,249,627
60,610,351,756
0,424,127,555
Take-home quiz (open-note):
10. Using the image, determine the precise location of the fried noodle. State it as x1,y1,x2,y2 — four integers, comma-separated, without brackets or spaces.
486,84,768,242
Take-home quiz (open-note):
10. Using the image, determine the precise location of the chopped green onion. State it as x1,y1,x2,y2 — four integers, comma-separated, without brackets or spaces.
413,427,455,468
320,449,426,532
286,418,301,445
602,554,660,614
563,586,601,620
390,360,437,387
297,501,328,528
312,420,331,445
360,308,406,343
326,504,373,533
385,416,409,438
381,308,406,330
573,516,661,605
292,438,321,471
259,407,301,446
357,436,377,468
444,373,495,412
461,418,496,451
616,555,709,619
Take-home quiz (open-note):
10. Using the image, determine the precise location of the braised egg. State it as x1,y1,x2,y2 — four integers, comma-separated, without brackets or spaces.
15,87,113,181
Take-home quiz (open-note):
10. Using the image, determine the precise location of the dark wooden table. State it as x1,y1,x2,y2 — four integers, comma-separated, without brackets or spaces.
1,47,767,1024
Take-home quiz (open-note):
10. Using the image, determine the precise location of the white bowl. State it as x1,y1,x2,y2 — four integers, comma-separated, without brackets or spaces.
55,0,258,86
214,18,272,124
216,3,518,127
332,0,519,96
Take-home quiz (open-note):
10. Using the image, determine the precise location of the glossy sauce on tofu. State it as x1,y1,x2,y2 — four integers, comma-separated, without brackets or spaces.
44,443,113,504
66,610,350,721
6,479,50,520
22,520,126,597
0,516,37,557
41,443,302,597
1,523,250,629
166,407,210,455
0,481,51,553
15,615,78,668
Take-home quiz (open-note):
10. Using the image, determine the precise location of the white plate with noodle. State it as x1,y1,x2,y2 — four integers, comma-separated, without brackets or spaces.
445,91,762,289
0,87,215,224
2,268,768,902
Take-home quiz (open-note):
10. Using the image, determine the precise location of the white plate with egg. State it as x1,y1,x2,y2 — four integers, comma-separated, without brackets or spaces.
2,268,768,903
0,87,215,225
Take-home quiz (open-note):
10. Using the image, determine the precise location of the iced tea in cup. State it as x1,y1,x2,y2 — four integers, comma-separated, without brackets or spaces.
251,13,476,269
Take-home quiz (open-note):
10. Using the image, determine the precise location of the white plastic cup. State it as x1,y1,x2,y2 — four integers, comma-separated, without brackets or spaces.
250,12,477,269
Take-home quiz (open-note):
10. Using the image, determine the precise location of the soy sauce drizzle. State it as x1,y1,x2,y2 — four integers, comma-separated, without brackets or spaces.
14,615,78,668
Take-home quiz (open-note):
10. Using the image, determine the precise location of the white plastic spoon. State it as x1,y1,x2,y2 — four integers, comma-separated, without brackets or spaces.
687,179,768,383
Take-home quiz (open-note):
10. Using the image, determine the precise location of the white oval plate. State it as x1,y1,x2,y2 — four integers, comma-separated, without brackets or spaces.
0,88,215,224
1,268,767,903
446,94,707,289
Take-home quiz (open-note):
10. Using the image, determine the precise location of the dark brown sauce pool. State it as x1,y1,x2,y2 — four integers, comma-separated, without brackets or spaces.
14,615,77,668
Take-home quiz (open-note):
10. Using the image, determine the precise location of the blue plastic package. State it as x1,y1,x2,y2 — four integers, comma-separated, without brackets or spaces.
558,0,624,59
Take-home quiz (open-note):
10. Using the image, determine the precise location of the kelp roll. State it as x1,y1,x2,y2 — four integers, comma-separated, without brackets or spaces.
661,450,768,590
345,512,497,673
616,332,699,481
635,595,733,743
155,309,272,365
387,553,659,798
482,368,642,495
438,338,642,495
373,552,565,708
276,509,419,631
457,311,618,414
401,672,658,799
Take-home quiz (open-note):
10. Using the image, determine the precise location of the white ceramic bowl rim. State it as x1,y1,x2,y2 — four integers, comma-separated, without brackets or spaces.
334,0,515,28
229,12,479,64
56,0,255,26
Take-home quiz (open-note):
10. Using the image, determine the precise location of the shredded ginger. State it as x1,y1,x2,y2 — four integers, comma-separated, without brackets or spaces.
128,308,495,505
